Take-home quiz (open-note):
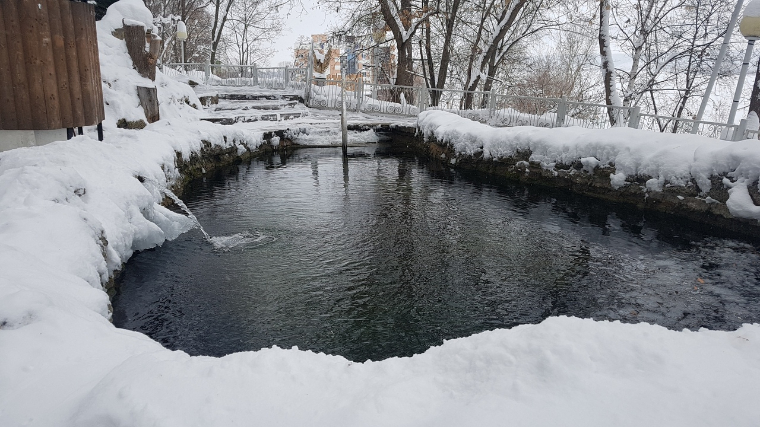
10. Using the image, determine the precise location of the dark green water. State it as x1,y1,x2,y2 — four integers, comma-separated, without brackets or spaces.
113,145,760,361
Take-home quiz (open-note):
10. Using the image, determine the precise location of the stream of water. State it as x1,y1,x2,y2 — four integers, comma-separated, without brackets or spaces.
114,146,760,361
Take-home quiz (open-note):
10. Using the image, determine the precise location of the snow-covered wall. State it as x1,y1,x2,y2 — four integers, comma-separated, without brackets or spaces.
417,110,760,229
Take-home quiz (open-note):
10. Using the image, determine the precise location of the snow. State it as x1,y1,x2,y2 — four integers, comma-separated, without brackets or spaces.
1,1,760,425
98,0,154,33
724,178,760,220
418,110,760,220
744,0,760,18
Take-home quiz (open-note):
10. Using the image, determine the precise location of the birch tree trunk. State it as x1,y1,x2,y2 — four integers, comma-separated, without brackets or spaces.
598,0,621,125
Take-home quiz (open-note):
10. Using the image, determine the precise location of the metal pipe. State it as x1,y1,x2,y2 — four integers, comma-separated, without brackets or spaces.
341,71,348,156
726,38,757,132
693,0,744,133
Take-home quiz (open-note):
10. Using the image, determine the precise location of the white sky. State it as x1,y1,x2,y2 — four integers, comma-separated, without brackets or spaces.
268,0,340,66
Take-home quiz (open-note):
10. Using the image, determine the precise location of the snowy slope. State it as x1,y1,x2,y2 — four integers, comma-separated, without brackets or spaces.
0,1,759,426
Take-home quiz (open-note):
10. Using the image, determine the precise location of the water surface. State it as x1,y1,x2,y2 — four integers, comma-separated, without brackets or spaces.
114,146,760,361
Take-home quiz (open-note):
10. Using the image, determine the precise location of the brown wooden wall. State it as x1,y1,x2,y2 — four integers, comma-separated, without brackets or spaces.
0,0,105,130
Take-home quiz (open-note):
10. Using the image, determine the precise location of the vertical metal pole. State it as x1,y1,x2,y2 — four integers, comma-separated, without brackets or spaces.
341,71,348,156
693,0,744,132
97,122,104,141
726,38,756,134
181,40,185,71
556,97,567,127
356,78,363,112
306,41,314,103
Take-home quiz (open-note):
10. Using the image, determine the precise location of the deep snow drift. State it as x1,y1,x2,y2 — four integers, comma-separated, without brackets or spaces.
1,1,760,425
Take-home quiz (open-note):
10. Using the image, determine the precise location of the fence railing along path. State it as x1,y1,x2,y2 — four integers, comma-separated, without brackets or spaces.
161,63,756,141
162,63,307,91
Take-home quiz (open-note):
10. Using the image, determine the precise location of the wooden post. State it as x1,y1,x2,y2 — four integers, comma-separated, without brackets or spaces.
123,20,160,81
137,86,160,123
123,20,160,123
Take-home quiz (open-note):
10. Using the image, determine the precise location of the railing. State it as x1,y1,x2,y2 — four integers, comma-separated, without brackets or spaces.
161,63,756,141
309,79,423,116
305,79,755,141
161,63,307,90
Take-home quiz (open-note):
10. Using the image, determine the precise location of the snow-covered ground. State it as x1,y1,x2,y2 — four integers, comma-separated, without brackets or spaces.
1,1,760,426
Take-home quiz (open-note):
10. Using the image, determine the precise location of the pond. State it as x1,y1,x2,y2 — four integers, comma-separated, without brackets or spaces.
113,145,760,362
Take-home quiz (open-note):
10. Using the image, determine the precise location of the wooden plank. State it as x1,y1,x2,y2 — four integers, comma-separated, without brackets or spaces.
60,0,84,127
2,0,32,129
0,2,19,129
46,0,72,127
71,2,95,125
18,0,49,128
83,3,105,123
36,0,62,128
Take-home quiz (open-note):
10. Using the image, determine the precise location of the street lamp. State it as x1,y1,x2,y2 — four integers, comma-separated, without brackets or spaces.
176,20,188,66
726,5,760,133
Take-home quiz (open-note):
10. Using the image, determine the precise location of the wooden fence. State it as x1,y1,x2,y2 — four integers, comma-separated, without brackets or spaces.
0,0,105,130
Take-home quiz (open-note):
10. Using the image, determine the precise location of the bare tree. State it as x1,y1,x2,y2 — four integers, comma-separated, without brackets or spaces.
146,0,214,64
225,0,287,65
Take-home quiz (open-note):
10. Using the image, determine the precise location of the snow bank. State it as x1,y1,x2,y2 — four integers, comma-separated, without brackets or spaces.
418,110,760,221
98,0,202,126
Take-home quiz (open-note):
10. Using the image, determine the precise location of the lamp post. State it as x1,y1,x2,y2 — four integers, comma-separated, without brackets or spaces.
726,7,760,136
176,20,188,69
692,0,744,133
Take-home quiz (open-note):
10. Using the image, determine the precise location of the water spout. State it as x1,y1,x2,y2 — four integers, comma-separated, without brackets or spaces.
161,188,212,242
138,175,272,250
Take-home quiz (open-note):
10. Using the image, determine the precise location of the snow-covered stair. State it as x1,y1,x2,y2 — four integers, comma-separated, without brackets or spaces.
198,91,310,125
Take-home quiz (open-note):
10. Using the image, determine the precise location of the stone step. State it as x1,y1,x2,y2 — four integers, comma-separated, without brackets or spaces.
212,100,301,111
201,111,309,125
216,93,303,102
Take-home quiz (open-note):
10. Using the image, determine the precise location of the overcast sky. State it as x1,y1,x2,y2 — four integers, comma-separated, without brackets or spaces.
268,0,340,65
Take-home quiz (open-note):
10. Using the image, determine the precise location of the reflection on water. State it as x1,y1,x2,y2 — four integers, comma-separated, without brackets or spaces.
113,145,760,361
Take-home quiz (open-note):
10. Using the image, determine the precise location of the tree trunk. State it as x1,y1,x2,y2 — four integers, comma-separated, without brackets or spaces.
124,22,159,80
435,0,461,96
598,0,620,126
749,61,760,132
394,40,415,104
